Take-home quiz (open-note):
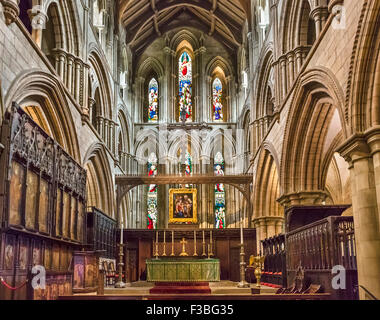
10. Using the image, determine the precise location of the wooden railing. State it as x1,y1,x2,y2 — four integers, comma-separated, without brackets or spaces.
286,216,356,271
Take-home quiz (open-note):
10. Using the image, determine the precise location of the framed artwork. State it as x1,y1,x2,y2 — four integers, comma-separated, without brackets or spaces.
25,170,38,230
9,161,24,226
169,188,197,224
39,178,49,234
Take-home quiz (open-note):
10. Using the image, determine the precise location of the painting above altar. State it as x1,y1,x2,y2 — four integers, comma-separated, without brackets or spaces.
169,188,197,224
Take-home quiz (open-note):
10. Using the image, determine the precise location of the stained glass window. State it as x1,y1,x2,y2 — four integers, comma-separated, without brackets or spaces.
214,152,226,229
179,51,192,122
147,153,158,229
148,78,158,122
213,78,224,121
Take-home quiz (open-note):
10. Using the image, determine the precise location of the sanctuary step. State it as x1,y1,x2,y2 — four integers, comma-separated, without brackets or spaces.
149,282,211,294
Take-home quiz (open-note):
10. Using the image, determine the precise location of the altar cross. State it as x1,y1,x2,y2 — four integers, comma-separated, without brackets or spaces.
180,238,188,256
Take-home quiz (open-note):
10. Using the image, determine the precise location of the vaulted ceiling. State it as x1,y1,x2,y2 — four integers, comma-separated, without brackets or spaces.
120,0,248,56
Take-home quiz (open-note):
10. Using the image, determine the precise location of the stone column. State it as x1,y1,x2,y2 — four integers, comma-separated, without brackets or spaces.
74,59,82,103
339,136,380,299
163,46,171,123
310,7,329,37
287,51,295,86
198,46,206,122
66,54,75,94
279,56,287,100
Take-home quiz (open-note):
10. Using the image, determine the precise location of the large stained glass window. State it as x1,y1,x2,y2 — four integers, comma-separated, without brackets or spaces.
214,152,226,229
148,78,158,122
147,153,158,229
179,51,192,122
213,78,224,121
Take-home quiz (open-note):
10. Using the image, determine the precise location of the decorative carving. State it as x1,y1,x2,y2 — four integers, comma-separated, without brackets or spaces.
0,0,19,26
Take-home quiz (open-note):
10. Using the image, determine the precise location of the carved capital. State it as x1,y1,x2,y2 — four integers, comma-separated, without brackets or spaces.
1,0,19,25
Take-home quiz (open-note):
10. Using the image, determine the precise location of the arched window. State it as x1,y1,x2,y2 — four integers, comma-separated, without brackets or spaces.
147,153,158,229
148,78,158,122
185,152,192,176
179,51,192,122
214,152,225,229
213,78,224,121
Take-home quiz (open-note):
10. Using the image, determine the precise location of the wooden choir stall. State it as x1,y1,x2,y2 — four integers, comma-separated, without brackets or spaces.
0,104,87,300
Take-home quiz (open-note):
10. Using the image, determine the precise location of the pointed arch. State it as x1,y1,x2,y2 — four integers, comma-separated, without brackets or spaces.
4,69,81,161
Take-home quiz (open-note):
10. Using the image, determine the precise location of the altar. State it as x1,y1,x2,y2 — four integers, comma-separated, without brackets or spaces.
146,258,220,282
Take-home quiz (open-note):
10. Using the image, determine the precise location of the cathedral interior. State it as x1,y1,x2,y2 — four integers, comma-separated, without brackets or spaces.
0,0,379,301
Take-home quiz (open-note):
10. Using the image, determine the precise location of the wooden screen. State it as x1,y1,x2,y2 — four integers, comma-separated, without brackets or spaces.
0,104,87,300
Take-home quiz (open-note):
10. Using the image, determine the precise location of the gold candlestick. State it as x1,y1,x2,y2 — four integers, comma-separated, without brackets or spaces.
193,230,198,256
209,231,214,257
171,230,175,256
154,231,159,259
162,231,167,256
202,230,206,256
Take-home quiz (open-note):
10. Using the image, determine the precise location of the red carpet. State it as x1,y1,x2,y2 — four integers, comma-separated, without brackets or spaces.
149,282,211,294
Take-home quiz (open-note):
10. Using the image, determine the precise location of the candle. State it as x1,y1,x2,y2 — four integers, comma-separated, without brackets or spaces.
172,230,174,243
164,231,166,243
156,231,158,244
194,230,196,244
202,230,205,242
210,230,212,243
120,216,123,244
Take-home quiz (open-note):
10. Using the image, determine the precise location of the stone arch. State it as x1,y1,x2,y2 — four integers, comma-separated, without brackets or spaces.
83,142,115,218
169,29,200,52
253,147,284,247
117,108,131,154
255,45,274,120
206,56,234,122
279,0,321,54
4,69,80,161
88,45,113,120
346,0,380,133
280,67,347,206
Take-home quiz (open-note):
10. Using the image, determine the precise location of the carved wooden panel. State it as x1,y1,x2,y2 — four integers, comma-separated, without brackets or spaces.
18,238,29,270
25,171,38,230
55,189,62,237
70,197,76,240
39,178,49,234
9,161,24,226
0,105,88,300
62,192,70,239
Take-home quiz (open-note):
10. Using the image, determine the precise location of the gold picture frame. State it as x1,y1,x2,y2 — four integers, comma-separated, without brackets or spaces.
169,188,197,224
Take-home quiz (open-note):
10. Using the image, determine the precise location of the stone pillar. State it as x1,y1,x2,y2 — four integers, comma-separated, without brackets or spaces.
279,56,287,100
66,55,75,94
339,135,380,299
310,7,329,37
287,51,295,86
74,59,82,103
0,0,19,25
198,46,206,122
